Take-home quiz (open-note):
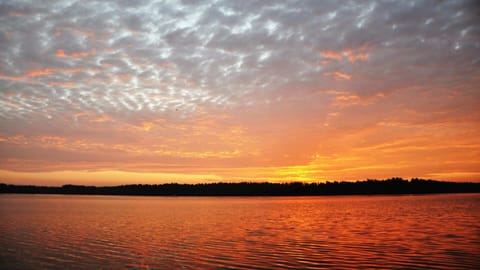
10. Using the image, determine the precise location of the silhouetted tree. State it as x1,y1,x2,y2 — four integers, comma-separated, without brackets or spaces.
1,178,479,196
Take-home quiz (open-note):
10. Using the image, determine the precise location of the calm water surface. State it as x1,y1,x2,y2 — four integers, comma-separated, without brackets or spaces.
1,194,479,269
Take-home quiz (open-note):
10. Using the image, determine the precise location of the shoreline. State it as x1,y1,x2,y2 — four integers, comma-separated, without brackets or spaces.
2,178,479,196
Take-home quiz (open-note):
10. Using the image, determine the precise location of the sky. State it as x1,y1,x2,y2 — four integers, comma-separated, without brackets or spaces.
0,0,479,186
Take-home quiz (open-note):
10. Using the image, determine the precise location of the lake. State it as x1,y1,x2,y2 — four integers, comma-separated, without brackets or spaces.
0,194,479,269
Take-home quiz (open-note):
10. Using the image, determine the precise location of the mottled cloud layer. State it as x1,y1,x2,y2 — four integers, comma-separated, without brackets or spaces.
1,0,479,184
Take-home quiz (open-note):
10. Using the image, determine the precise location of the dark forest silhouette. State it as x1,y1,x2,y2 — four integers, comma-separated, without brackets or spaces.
1,178,479,196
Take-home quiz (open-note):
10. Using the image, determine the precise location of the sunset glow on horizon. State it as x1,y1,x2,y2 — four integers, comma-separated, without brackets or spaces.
1,0,479,185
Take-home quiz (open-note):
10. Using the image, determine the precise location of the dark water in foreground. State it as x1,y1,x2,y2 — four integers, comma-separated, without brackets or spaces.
0,194,479,269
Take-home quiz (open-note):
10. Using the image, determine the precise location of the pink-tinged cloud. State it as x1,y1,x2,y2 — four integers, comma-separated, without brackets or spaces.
56,49,91,58
26,69,54,77
321,51,343,61
324,71,352,81
56,49,67,58
320,48,369,63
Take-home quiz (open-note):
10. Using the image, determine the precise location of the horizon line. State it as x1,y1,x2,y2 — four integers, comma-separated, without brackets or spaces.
2,177,480,188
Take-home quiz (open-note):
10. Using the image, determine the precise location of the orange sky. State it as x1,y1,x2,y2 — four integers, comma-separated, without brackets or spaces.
1,1,479,185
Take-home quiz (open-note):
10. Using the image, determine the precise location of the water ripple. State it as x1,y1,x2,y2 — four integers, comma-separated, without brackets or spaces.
1,194,479,269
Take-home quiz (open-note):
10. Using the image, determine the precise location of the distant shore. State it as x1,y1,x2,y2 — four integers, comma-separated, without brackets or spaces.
1,178,479,196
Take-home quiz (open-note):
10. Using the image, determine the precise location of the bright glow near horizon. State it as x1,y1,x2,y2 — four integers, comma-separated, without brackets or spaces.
1,0,479,185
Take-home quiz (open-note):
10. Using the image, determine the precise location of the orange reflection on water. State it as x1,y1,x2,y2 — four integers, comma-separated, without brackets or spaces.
0,194,479,269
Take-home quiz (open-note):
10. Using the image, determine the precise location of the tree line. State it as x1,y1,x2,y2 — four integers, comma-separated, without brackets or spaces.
1,178,479,196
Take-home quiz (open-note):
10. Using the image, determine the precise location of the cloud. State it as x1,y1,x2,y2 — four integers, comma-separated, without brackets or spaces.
0,0,479,182
324,71,352,81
